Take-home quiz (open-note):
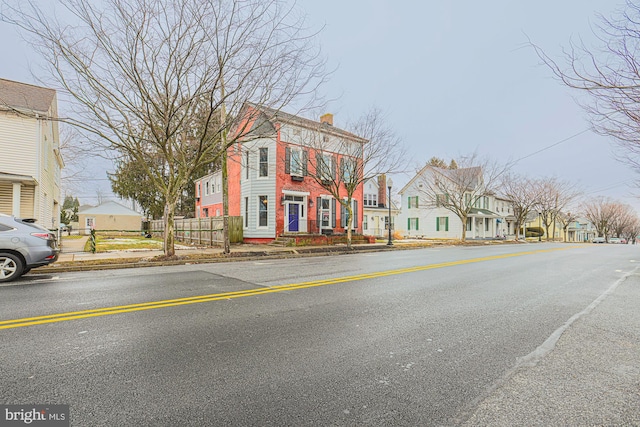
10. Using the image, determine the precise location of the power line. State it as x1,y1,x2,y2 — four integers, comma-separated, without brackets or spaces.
508,128,591,166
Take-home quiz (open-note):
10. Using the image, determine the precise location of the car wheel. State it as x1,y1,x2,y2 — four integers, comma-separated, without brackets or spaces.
0,253,24,283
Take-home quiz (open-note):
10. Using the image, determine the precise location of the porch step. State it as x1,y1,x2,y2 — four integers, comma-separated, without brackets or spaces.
269,237,294,247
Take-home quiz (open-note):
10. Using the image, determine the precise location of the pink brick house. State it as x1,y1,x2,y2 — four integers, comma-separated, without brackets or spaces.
195,104,367,243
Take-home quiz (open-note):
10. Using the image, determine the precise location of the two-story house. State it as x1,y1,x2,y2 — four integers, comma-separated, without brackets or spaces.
196,104,367,243
399,165,515,240
362,175,400,238
0,78,63,228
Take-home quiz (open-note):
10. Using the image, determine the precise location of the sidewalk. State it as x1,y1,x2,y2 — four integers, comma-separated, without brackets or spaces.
53,238,401,265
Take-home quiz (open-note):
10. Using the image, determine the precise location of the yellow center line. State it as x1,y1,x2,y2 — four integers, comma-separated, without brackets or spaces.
0,246,576,330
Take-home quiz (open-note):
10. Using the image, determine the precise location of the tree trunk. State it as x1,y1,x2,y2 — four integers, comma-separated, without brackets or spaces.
163,200,176,257
346,203,353,249
460,214,467,241
222,146,230,254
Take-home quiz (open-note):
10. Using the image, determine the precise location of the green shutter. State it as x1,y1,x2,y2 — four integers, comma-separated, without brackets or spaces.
416,218,419,230
445,217,449,231
415,196,419,208
436,217,440,231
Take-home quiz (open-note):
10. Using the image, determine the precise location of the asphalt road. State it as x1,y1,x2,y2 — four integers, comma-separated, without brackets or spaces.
1,243,638,426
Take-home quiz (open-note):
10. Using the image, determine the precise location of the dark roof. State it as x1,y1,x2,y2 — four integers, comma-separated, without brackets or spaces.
247,103,368,144
0,78,56,113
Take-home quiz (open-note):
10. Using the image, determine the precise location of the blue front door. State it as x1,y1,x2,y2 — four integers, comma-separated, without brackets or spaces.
288,204,299,232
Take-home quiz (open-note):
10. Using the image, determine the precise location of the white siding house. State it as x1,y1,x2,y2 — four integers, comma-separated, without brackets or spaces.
362,175,400,238
399,165,515,240
0,78,63,229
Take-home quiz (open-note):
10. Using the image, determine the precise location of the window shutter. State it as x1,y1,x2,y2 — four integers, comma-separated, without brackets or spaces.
415,196,419,208
303,150,308,176
332,155,337,179
331,198,336,228
408,196,412,209
416,218,419,230
316,197,321,232
340,203,346,228
285,147,291,174
436,217,440,231
445,217,449,231
353,200,358,229
408,218,411,230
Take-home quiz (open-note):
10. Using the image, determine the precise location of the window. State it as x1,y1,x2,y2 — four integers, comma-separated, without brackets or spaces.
363,215,368,230
485,218,490,231
258,196,268,227
408,217,419,231
341,158,356,182
316,153,334,182
340,199,358,229
466,217,472,231
436,216,449,231
364,193,378,207
205,181,210,195
436,194,449,206
259,147,268,177
291,150,302,176
408,196,419,209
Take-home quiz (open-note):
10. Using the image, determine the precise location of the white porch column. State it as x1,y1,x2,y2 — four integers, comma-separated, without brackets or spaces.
12,182,21,217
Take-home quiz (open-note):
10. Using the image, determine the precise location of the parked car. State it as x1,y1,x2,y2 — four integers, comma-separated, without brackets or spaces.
609,237,622,244
592,237,606,243
0,214,60,282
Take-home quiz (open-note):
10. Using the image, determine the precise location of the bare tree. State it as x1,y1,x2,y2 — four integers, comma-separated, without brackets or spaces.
416,153,507,241
532,1,640,169
535,177,580,241
296,107,405,248
499,173,542,241
2,0,326,256
609,202,638,240
581,197,618,240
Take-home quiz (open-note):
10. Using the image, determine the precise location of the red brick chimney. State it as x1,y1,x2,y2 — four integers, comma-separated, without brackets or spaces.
378,175,387,208
320,113,333,126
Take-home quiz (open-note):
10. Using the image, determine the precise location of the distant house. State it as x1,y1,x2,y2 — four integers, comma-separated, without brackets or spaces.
362,175,400,238
0,78,63,229
77,201,144,234
399,165,516,239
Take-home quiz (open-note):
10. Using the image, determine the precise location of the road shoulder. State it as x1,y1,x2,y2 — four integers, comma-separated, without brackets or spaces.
459,271,640,426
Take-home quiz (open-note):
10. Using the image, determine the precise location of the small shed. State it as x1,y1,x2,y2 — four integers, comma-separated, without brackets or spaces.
77,201,144,234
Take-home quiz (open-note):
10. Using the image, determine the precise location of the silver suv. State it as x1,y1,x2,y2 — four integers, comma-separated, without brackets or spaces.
0,214,60,282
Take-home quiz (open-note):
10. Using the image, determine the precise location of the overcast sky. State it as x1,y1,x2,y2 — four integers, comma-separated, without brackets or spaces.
1,0,638,211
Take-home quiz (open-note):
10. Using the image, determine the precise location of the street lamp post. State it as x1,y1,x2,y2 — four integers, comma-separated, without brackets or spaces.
387,177,393,246
538,212,542,242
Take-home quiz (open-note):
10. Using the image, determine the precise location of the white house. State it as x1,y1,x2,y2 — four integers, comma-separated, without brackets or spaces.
399,165,515,240
0,78,63,229
362,175,400,238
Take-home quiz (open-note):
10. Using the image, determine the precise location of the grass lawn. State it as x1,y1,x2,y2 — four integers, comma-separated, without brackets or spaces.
84,234,164,252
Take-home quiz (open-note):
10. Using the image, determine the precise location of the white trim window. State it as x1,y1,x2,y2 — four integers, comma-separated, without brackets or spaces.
259,147,268,178
258,195,268,227
364,193,378,207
